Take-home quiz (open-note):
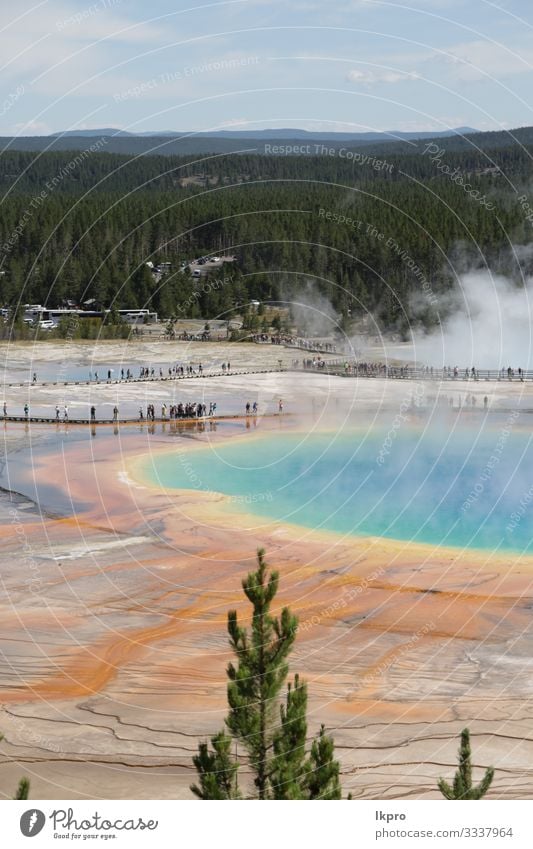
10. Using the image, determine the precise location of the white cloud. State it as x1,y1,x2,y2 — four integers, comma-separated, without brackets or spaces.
438,40,533,82
11,120,51,136
346,69,420,84
0,1,165,88
349,0,470,6
221,117,250,127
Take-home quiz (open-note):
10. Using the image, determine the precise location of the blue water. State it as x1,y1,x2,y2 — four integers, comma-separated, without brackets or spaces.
145,424,533,552
2,357,224,385
2,363,176,384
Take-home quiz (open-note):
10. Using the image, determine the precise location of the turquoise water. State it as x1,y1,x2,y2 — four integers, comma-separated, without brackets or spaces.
145,424,533,552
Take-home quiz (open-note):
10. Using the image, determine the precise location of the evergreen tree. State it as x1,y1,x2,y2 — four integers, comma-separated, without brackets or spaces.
0,733,30,799
191,732,239,800
225,548,298,799
0,149,526,329
306,726,342,800
270,675,309,799
14,777,30,800
191,549,346,800
438,728,494,800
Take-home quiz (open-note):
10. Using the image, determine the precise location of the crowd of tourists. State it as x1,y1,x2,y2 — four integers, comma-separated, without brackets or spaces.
87,362,232,382
252,334,336,352
138,402,217,421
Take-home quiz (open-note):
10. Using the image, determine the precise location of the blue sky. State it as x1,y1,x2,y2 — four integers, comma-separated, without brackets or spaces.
2,0,533,135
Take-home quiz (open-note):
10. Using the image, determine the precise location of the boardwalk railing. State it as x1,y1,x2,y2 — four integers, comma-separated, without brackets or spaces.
1,367,284,390
4,361,530,392
297,362,531,381
3,413,284,427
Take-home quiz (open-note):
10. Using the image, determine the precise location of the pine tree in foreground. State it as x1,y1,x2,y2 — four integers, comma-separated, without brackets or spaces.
225,548,298,798
270,674,310,799
191,548,346,799
306,725,343,799
438,728,494,800
270,677,342,799
14,777,30,800
191,732,239,799
0,733,30,799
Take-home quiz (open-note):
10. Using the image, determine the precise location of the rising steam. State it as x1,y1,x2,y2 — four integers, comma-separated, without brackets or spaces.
410,271,533,369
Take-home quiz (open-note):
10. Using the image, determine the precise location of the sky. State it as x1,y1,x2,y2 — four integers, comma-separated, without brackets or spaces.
1,0,533,136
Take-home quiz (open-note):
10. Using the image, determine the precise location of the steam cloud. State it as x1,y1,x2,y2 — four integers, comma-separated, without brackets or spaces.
286,278,340,339
410,271,533,369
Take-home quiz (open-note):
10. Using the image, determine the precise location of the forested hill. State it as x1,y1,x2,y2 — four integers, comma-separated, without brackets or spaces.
1,143,532,194
0,124,532,158
0,143,532,329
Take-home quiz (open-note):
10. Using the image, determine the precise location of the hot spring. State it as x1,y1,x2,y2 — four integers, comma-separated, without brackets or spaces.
142,418,533,553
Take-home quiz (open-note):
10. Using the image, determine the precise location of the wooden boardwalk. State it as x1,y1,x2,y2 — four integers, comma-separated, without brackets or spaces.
2,367,282,390
2,413,284,427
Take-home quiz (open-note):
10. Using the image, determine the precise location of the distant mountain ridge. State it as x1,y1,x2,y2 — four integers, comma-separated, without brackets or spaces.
2,125,533,158
52,126,477,141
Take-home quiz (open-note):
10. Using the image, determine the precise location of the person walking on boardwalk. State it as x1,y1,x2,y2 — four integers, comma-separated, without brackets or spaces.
64,405,69,421
113,406,119,422
56,405,60,420
2,402,6,418
139,407,144,421
90,406,96,422
278,398,283,413
32,372,37,384
162,403,167,419
246,402,251,415
24,403,29,419
253,401,258,415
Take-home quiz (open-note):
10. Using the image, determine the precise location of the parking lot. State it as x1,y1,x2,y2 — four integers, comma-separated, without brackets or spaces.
187,254,237,277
